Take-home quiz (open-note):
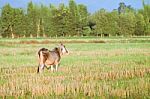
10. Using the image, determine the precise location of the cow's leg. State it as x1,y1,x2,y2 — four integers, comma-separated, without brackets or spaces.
55,64,58,71
37,66,40,73
38,50,47,73
38,64,45,73
51,65,54,72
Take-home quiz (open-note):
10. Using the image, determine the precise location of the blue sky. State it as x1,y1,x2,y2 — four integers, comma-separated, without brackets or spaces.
0,0,149,13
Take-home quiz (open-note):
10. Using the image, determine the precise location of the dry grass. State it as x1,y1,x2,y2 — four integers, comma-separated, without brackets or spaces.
0,66,149,97
0,38,150,98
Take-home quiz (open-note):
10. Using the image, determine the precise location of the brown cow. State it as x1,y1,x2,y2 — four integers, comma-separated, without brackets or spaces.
37,43,68,73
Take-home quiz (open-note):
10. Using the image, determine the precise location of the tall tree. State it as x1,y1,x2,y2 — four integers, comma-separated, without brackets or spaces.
12,8,25,37
50,4,63,36
92,9,109,36
1,4,14,37
78,4,89,36
134,13,145,35
38,4,49,37
69,0,79,36
118,12,136,36
118,2,126,14
138,0,150,35
26,1,40,37
107,10,119,36
0,8,1,33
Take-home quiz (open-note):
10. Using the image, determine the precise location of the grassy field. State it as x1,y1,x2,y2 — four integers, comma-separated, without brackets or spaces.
0,37,150,98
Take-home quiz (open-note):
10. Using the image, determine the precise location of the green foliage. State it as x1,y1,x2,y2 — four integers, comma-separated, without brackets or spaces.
1,4,14,37
0,1,149,38
92,9,107,36
82,26,91,36
118,13,136,36
26,1,39,37
69,0,79,36
78,4,89,36
135,13,145,36
92,9,119,36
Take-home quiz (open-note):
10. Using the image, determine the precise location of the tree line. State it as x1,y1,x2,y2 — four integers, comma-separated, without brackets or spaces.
0,0,149,38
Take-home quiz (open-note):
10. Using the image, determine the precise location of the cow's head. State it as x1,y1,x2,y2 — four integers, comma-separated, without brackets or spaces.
59,43,69,55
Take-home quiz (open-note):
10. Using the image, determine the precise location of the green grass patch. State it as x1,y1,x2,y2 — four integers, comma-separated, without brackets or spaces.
0,38,149,98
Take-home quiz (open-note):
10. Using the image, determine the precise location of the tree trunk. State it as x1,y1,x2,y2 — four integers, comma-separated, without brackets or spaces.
23,35,26,38
11,33,14,39
10,25,14,38
42,24,45,37
37,20,40,38
43,33,46,38
30,34,33,38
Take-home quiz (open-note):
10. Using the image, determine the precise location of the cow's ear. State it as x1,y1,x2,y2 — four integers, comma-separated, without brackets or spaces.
60,42,63,45
55,47,58,50
54,47,58,51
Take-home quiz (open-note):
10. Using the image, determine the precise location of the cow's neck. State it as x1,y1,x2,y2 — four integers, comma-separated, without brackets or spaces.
56,47,62,57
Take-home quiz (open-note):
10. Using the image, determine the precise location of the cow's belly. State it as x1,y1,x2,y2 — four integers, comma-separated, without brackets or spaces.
45,59,60,66
45,59,54,65
44,53,60,66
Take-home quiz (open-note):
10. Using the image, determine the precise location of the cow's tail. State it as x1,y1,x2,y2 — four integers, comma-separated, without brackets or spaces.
38,50,41,60
37,50,42,73
37,66,40,73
